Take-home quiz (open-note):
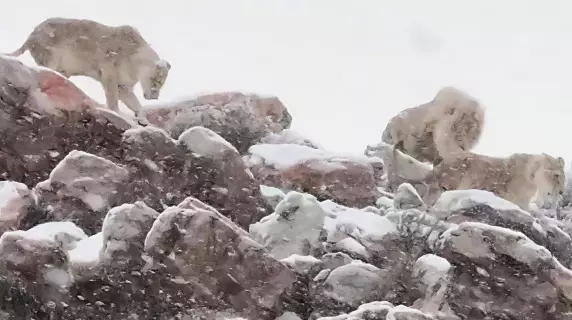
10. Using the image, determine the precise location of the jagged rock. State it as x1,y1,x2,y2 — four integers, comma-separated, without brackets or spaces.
122,126,271,229
431,189,572,268
32,150,130,234
309,260,393,317
279,255,324,319
411,254,458,319
260,185,288,209
0,221,86,287
0,181,33,236
140,92,292,153
245,143,382,207
277,311,304,320
281,255,324,277
250,191,327,259
68,231,103,281
435,221,572,319
394,183,426,210
144,196,295,319
99,201,159,267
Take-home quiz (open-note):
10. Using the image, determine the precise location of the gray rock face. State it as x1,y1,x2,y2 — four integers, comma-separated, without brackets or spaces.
140,92,292,154
3,54,572,320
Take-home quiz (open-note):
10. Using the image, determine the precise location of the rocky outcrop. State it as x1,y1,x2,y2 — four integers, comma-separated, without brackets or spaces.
244,143,383,207
140,92,292,153
0,61,272,231
3,54,572,320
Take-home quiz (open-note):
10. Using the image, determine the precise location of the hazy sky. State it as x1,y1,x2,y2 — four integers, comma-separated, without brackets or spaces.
5,0,572,162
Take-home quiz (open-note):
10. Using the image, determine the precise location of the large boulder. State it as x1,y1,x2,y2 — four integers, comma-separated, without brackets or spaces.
431,190,572,268
244,143,382,207
0,57,132,187
0,181,33,236
121,126,271,229
140,92,292,153
435,221,572,319
144,196,296,318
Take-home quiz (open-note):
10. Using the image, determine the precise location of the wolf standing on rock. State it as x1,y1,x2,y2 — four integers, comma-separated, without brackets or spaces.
7,17,171,119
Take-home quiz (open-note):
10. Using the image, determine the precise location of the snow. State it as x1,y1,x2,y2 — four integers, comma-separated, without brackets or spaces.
416,254,451,274
260,129,323,149
42,267,72,289
348,301,394,317
432,189,529,215
321,260,383,306
177,126,238,156
376,196,394,209
25,221,87,245
275,313,302,320
438,221,554,267
0,181,28,214
386,305,431,320
334,238,370,260
281,254,321,266
249,191,327,259
246,144,375,170
68,232,103,264
259,185,286,198
414,254,451,286
321,201,398,243
123,126,175,145
280,254,322,275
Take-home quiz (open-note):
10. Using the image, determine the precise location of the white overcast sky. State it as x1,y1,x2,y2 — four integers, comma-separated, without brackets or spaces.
4,0,572,162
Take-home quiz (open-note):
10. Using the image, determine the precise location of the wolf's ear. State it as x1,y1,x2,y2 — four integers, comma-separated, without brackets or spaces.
558,156,565,167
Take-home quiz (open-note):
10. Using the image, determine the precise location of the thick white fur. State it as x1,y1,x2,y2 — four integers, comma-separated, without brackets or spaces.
7,17,171,116
382,86,486,166
420,151,566,211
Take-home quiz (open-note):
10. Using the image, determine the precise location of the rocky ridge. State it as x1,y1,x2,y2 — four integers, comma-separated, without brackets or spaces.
1,56,572,319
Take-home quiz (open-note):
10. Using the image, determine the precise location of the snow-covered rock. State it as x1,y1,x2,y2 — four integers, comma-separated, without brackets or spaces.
430,189,572,267
393,183,426,210
281,254,324,276
435,221,572,319
100,201,159,267
33,150,130,233
0,181,33,235
321,200,398,250
144,196,295,318
244,143,382,207
260,185,288,209
0,221,85,288
249,191,327,259
122,126,271,229
68,232,103,281
411,254,457,318
3,47,572,319
310,260,394,317
0,55,102,116
140,91,292,153
260,129,322,149
177,125,239,157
